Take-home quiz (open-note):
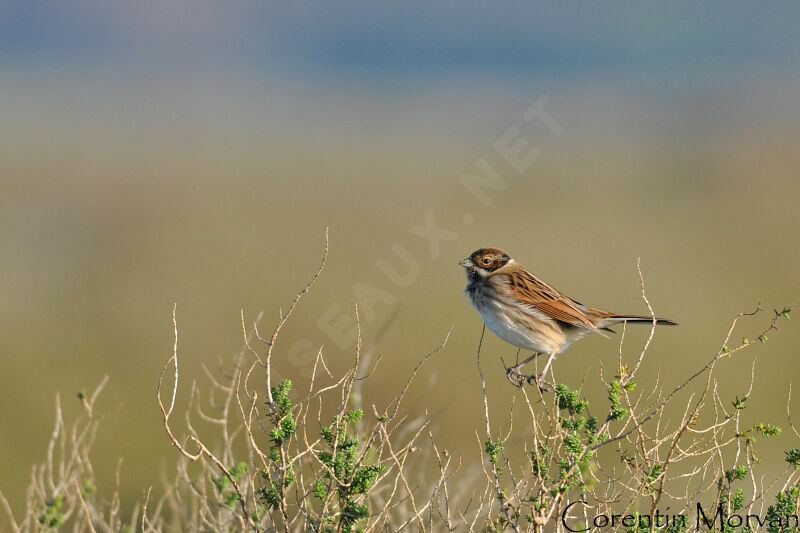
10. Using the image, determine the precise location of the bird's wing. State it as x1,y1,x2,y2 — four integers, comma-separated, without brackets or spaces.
500,267,603,332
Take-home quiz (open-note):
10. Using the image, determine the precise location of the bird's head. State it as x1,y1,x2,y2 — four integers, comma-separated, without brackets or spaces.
459,248,512,278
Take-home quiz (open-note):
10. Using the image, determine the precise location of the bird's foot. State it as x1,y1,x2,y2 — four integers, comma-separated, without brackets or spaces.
505,366,554,392
526,373,554,393
505,364,527,388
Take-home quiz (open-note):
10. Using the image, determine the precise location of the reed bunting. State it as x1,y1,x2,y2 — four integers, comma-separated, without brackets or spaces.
460,248,676,388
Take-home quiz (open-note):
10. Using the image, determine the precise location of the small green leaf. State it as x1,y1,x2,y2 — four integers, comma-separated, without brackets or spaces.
785,448,800,469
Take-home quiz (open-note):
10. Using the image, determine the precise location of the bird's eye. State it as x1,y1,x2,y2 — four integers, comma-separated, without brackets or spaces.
482,258,492,265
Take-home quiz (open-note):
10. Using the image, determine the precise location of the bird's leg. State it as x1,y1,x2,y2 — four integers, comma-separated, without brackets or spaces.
539,350,557,378
506,352,539,387
527,349,558,392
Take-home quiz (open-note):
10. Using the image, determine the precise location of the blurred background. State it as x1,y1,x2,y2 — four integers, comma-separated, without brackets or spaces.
2,0,800,518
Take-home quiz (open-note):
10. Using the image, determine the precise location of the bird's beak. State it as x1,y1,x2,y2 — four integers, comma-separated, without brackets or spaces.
458,257,473,268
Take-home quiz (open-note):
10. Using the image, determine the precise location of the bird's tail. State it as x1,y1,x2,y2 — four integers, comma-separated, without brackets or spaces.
604,314,678,326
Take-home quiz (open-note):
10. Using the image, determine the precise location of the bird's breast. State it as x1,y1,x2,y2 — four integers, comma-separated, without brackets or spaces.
466,279,566,353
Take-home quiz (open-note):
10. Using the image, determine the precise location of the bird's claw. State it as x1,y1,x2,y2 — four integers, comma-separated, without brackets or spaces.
505,365,526,387
526,373,555,393
505,366,554,392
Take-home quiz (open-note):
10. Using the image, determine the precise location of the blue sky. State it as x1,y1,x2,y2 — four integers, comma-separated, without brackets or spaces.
2,2,799,92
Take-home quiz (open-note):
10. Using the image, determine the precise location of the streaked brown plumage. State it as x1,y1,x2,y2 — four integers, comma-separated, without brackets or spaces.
459,247,676,387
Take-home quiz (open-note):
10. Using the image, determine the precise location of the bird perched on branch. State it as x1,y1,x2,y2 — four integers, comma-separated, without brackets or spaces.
459,247,676,389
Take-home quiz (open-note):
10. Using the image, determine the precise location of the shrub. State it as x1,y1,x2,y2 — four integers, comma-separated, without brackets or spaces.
1,235,797,533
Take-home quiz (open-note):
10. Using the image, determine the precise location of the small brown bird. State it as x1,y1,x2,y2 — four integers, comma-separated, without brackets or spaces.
460,248,676,387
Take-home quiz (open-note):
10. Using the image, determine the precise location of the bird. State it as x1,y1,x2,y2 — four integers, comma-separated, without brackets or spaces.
459,247,676,388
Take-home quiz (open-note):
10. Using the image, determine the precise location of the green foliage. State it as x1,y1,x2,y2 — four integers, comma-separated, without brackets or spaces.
531,443,551,478
257,481,280,511
272,379,293,412
563,434,582,455
556,383,588,414
38,495,65,529
344,409,363,424
753,422,782,437
586,415,598,435
518,384,598,513
766,486,800,533
214,461,247,507
725,465,747,482
733,395,748,410
269,379,296,445
647,463,662,482
340,499,370,533
608,381,629,421
485,440,503,464
352,464,383,494
311,407,385,532
709,461,751,533
786,449,800,469
734,415,783,444
313,478,327,500
258,379,299,513
82,479,97,497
